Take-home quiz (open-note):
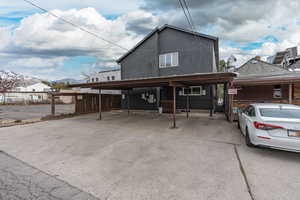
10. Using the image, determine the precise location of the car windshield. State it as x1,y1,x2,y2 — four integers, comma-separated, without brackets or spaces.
259,108,300,119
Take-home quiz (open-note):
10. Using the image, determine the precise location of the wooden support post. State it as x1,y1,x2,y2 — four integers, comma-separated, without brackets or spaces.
51,94,55,116
289,84,293,104
228,83,234,122
172,86,177,128
74,95,78,114
186,93,189,119
210,85,213,117
98,89,102,120
127,89,130,115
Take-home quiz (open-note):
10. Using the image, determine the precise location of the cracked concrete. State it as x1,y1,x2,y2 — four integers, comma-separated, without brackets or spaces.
0,151,99,200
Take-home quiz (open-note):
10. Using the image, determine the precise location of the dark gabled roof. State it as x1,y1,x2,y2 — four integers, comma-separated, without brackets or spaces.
116,24,218,63
235,57,289,76
233,72,300,86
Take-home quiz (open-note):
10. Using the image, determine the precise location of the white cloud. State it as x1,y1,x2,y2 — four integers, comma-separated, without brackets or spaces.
0,7,160,79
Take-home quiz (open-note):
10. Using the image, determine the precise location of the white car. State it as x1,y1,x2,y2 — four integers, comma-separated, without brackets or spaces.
238,103,300,152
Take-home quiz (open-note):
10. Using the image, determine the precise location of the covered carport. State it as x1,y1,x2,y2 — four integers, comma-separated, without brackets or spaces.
70,72,237,128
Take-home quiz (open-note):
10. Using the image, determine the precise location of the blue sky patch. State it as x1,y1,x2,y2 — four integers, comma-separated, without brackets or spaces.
261,35,279,43
104,14,120,20
241,42,263,51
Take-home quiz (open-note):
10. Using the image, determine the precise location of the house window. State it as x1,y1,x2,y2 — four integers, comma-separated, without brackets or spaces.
273,85,282,98
159,52,179,68
181,86,205,96
112,76,115,80
107,76,110,81
91,78,94,82
95,78,99,82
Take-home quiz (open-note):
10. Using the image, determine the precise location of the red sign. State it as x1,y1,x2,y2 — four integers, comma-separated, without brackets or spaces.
228,88,238,95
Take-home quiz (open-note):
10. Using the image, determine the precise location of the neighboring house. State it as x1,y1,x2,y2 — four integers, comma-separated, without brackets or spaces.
235,57,289,76
232,57,300,118
2,82,52,103
88,69,121,94
116,24,219,111
270,46,300,70
16,82,51,92
89,69,120,83
289,59,300,71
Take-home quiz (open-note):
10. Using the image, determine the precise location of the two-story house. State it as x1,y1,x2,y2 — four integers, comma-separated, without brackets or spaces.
88,69,121,94
116,24,219,112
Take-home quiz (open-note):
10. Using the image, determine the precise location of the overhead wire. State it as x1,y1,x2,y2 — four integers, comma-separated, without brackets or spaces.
22,0,129,52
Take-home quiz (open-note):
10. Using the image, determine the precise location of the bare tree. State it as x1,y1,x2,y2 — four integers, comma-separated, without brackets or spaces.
80,72,90,82
0,71,21,104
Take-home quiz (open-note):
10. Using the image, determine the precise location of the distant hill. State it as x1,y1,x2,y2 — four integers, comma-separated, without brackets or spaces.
52,78,84,84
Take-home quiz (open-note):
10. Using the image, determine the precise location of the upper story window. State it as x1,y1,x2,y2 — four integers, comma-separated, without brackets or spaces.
95,78,99,82
112,76,115,80
91,78,94,82
159,52,179,68
107,76,110,81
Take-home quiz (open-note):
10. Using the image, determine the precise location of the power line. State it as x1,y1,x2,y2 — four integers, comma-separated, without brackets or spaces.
22,0,129,52
178,0,194,31
181,0,195,31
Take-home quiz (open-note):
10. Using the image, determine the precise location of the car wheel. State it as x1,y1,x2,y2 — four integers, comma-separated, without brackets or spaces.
245,128,254,147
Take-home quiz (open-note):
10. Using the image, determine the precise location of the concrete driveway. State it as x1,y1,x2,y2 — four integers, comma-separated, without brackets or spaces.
0,111,299,200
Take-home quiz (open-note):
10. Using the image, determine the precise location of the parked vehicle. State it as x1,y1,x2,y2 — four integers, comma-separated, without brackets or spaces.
238,103,300,152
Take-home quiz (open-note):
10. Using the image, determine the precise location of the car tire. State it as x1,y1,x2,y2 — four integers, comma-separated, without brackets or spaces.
245,128,254,147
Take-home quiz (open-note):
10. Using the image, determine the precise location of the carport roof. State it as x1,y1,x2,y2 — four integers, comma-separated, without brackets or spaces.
69,72,236,90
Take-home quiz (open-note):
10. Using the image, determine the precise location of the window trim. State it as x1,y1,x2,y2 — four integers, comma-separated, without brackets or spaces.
159,52,179,68
273,85,282,99
181,86,205,96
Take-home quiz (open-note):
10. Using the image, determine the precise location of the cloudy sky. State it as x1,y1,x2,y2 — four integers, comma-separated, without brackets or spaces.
1,0,300,80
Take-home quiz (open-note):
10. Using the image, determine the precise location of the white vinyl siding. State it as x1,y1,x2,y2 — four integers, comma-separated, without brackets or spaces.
159,52,179,68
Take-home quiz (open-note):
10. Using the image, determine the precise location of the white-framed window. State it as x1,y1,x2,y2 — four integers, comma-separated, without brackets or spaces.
273,85,282,98
180,86,206,96
159,52,179,68
95,78,99,82
112,76,115,80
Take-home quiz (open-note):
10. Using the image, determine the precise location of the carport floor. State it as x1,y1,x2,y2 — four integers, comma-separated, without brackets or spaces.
0,111,299,200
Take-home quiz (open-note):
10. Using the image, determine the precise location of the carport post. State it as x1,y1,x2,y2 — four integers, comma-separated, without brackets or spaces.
186,93,189,119
172,86,177,128
289,84,293,104
98,89,102,120
127,89,130,115
51,94,55,116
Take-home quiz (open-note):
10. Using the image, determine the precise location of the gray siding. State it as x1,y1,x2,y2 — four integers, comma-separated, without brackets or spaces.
121,33,158,80
120,27,216,79
158,28,214,76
